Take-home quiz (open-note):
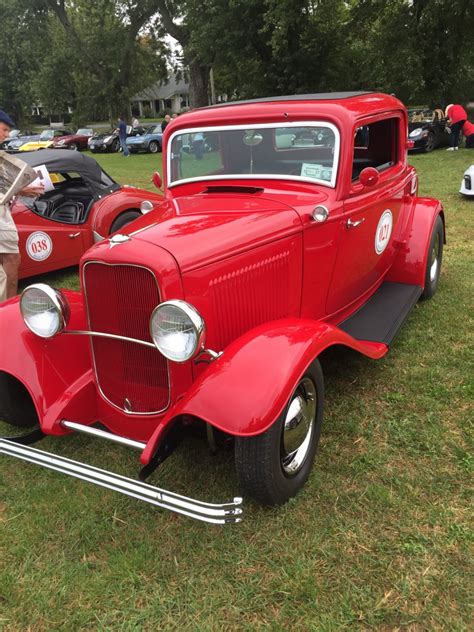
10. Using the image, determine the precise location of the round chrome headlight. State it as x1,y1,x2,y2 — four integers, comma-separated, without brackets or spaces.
20,284,70,338
150,300,205,362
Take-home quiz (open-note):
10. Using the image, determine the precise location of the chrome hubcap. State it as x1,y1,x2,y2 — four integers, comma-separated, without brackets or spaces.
430,233,440,283
281,377,317,475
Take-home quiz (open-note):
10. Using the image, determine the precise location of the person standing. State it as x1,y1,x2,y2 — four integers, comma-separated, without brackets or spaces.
0,110,44,302
192,131,205,160
462,120,474,148
116,115,130,156
161,114,171,133
445,103,467,150
131,115,140,129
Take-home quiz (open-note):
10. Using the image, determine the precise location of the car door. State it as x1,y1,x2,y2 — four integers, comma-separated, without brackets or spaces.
15,206,88,279
326,116,406,315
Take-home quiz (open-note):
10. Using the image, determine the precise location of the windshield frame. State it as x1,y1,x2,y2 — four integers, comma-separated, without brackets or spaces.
167,121,340,189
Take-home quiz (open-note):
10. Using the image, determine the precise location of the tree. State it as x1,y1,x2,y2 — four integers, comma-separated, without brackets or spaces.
24,0,168,121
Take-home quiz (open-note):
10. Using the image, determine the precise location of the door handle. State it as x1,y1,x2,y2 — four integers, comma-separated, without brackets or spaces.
346,217,365,229
69,232,80,239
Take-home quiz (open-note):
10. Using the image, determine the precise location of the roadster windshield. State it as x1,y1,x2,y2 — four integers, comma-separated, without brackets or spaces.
168,123,339,188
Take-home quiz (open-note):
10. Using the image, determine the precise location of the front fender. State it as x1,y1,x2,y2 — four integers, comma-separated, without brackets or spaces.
140,318,386,465
387,197,445,287
0,291,95,433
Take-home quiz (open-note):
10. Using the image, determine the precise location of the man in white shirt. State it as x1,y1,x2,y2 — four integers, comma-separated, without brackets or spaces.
0,110,44,302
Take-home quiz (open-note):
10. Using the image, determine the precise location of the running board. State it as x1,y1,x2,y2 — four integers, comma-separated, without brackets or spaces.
338,282,422,345
0,438,243,524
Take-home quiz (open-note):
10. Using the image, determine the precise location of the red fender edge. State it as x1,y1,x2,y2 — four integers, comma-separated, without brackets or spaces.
140,318,387,465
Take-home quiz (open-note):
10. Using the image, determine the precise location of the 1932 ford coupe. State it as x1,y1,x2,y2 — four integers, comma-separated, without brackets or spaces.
0,93,444,524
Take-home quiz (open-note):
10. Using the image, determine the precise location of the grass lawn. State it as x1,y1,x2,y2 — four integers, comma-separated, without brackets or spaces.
1,148,473,630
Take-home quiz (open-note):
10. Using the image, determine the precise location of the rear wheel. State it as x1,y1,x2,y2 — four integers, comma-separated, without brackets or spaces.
420,215,443,300
109,210,141,234
111,139,120,152
234,359,324,505
148,140,160,153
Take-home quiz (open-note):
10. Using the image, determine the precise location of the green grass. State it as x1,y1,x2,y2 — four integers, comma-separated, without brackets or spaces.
1,148,473,630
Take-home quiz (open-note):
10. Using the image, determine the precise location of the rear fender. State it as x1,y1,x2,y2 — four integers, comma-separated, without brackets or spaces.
387,197,445,287
0,292,95,434
141,318,386,465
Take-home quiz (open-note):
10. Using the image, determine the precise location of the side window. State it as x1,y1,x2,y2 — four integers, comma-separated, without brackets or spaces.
352,118,399,181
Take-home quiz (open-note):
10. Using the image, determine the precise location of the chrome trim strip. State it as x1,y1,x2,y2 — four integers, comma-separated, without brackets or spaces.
64,329,156,349
0,438,243,524
61,421,146,450
82,261,171,416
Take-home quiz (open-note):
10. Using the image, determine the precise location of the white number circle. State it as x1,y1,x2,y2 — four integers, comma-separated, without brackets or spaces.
375,210,393,255
26,231,53,261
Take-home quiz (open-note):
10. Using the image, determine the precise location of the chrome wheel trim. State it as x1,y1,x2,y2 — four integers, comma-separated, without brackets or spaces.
281,377,317,475
430,232,440,283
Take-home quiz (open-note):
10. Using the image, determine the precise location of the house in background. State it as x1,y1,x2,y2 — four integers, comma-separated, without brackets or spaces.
131,74,190,116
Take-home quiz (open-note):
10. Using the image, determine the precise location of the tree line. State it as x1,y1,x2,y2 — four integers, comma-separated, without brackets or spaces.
0,0,472,127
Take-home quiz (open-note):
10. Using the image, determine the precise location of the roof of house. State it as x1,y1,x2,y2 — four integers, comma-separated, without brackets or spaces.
133,75,189,101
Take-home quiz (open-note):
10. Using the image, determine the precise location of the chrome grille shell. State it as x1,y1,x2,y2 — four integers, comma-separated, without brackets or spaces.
82,261,170,415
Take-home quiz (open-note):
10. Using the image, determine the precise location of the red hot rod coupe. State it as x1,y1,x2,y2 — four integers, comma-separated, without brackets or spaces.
0,93,444,524
10,149,163,280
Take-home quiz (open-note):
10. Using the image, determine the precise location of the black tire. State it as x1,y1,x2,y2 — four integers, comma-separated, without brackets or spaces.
0,373,38,428
148,140,160,153
234,359,324,505
109,210,141,234
69,143,78,151
423,131,435,153
420,215,443,300
111,139,120,153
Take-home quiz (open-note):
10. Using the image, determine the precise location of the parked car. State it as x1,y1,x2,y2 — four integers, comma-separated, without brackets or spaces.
126,124,163,153
88,125,143,153
4,130,41,152
460,164,474,196
7,149,163,280
51,128,94,151
19,128,73,152
407,108,458,152
0,128,34,150
0,93,445,524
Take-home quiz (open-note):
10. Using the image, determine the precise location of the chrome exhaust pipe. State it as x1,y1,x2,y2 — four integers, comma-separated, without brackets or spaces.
0,438,243,524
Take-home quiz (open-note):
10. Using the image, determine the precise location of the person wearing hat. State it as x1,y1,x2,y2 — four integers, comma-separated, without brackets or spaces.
445,103,467,151
0,109,44,302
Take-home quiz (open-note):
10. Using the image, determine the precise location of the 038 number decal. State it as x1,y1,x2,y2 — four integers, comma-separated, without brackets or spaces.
26,231,53,261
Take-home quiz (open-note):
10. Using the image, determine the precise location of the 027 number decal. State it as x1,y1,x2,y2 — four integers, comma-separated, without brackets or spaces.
375,210,393,255
26,231,53,261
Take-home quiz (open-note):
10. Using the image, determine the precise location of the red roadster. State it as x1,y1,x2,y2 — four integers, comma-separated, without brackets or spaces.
10,149,162,280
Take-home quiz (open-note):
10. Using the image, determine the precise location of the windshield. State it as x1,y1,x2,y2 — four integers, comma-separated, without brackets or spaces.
39,130,54,140
168,123,339,188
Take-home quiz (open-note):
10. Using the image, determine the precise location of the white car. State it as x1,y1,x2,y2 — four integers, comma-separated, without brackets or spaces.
460,165,474,196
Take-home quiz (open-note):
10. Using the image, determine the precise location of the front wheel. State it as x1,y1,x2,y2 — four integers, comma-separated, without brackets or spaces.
148,140,160,153
423,131,435,153
234,359,324,505
109,210,141,234
420,215,444,300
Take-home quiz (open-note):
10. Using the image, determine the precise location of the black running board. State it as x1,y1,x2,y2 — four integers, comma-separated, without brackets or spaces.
338,282,422,345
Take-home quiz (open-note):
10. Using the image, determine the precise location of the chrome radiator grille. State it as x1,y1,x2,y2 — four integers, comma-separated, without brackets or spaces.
83,262,169,414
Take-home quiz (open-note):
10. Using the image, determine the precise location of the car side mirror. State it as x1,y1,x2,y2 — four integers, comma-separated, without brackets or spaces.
152,172,162,190
359,167,379,188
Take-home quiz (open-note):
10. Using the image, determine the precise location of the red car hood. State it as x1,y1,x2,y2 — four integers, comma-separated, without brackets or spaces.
118,193,304,272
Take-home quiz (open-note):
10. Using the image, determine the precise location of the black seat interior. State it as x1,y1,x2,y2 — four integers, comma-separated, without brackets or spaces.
30,182,93,223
